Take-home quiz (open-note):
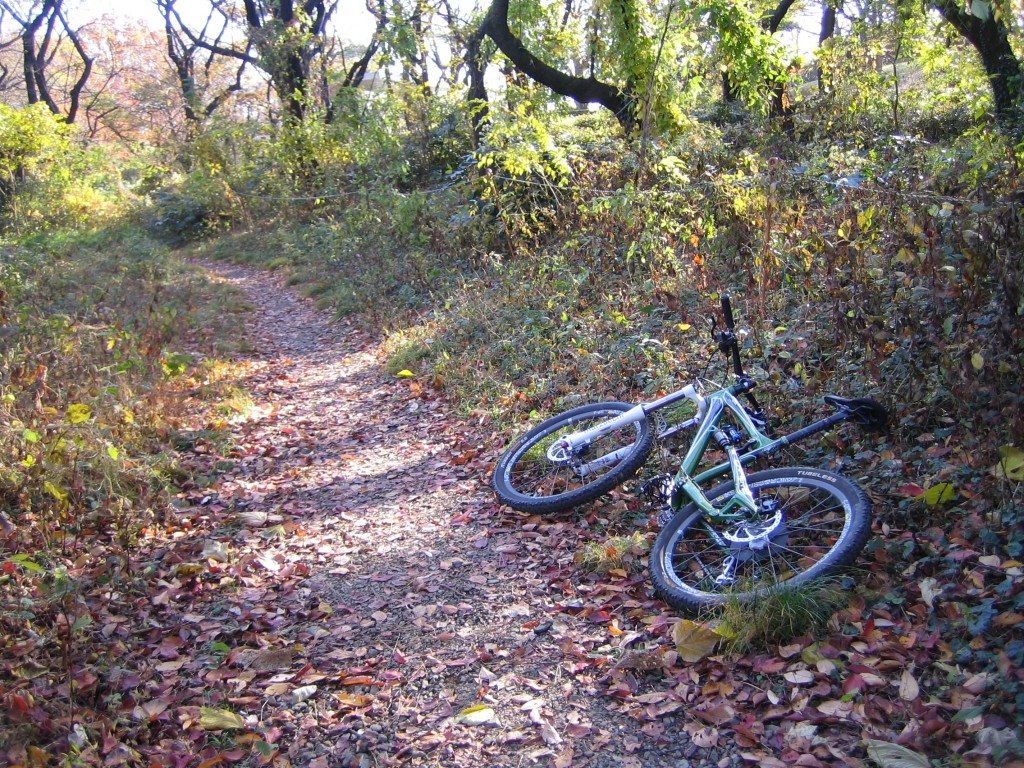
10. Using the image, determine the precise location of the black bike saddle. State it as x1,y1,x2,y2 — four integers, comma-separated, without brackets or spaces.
823,396,889,433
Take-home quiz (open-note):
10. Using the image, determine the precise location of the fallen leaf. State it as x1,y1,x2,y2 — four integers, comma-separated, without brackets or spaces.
455,705,495,726
290,685,317,704
672,619,720,663
199,706,246,730
863,740,930,768
335,693,372,708
898,669,919,701
201,540,230,562
249,648,295,672
783,669,815,685
994,446,1024,481
692,704,734,726
921,483,956,506
66,404,92,424
919,577,940,609
691,726,719,748
529,709,562,746
817,699,854,717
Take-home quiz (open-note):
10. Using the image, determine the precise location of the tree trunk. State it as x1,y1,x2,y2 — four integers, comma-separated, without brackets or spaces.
11,0,91,123
764,0,796,128
465,27,489,146
817,2,837,94
932,0,1023,129
479,0,635,131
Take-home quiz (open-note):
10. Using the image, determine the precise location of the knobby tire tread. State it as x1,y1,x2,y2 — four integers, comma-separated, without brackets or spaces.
649,467,872,613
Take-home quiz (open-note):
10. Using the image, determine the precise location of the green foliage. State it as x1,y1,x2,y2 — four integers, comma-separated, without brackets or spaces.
701,0,788,113
0,104,122,232
0,104,70,184
146,185,227,246
475,107,579,249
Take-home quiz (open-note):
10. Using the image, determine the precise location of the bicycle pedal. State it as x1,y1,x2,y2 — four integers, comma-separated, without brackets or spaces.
640,474,674,504
656,506,675,529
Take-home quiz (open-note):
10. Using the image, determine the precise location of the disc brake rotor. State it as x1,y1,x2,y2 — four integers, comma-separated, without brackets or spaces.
722,508,785,551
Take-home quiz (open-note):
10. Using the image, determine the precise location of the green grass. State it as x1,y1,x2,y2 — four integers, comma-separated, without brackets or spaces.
575,532,649,576
714,578,849,652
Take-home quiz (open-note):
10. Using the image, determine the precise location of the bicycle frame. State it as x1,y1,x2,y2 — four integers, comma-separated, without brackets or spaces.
545,383,706,471
548,379,856,522
539,293,880,525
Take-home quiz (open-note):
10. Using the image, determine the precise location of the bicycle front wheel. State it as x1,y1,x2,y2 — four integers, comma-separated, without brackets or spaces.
492,402,654,514
650,467,871,613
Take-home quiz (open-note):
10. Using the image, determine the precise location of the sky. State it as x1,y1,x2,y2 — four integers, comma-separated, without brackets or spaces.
79,0,379,44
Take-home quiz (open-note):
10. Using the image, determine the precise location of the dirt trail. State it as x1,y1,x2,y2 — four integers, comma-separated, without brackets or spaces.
188,260,744,768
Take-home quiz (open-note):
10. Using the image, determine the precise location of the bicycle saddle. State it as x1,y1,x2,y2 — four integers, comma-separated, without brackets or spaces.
823,396,889,433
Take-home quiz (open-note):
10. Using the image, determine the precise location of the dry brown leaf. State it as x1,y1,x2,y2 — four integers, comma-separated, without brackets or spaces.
529,709,563,746
249,648,295,672
898,669,920,701
783,669,815,685
692,726,719,748
672,619,720,663
553,747,574,768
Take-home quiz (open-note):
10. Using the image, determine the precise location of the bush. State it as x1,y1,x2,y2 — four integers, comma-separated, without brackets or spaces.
0,103,118,232
146,187,221,246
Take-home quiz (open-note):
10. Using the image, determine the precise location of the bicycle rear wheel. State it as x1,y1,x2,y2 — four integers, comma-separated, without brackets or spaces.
650,467,871,613
493,402,654,514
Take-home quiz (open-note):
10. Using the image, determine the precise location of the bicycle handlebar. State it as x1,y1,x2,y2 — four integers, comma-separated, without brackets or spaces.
712,293,768,427
721,294,736,331
719,294,744,377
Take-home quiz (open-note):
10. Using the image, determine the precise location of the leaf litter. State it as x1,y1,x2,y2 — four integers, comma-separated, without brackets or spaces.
3,259,1023,768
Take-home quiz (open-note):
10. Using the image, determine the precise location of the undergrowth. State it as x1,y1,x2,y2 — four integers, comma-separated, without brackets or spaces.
0,225,250,749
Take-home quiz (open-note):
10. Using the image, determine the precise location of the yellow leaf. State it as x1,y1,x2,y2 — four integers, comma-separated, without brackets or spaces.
336,693,372,708
198,706,245,730
44,480,67,502
455,705,495,725
672,619,721,663
27,746,49,768
395,370,415,378
971,353,984,371
994,446,1024,482
677,323,692,331
921,483,956,506
66,404,92,424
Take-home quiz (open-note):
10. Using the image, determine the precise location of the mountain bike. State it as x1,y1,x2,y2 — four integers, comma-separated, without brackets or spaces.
492,295,887,612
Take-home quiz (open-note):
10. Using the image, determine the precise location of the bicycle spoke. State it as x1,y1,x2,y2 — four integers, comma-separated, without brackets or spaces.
659,474,864,605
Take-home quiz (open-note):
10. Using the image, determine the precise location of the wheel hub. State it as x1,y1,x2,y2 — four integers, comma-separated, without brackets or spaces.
546,439,575,463
723,509,785,550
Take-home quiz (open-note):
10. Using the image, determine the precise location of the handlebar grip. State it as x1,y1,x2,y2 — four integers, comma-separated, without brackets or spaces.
722,294,735,330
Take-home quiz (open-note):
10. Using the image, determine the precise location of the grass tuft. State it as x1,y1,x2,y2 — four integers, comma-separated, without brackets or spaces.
575,532,649,576
714,578,848,653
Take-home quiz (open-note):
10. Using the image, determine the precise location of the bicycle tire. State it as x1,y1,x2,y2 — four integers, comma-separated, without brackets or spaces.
493,402,655,514
650,467,871,613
